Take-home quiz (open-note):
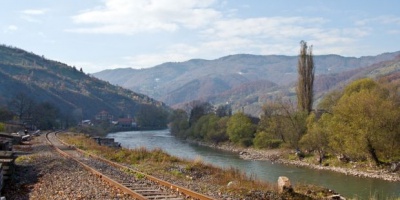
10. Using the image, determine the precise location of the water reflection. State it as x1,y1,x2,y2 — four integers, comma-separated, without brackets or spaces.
107,129,400,199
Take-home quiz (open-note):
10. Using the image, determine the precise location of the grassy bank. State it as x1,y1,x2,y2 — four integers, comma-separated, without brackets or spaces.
59,132,342,199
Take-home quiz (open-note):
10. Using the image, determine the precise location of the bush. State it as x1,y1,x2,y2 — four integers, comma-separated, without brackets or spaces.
0,123,5,132
239,138,253,147
256,138,282,149
227,113,255,144
253,131,283,149
266,139,282,148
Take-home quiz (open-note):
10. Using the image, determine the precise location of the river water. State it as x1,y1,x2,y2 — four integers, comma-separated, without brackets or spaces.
107,129,400,199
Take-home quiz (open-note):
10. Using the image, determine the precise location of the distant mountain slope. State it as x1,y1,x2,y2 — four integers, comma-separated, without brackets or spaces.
314,55,400,96
94,52,400,108
0,45,167,120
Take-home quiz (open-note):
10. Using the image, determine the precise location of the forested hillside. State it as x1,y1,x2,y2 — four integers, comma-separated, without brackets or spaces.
94,52,400,115
0,45,168,128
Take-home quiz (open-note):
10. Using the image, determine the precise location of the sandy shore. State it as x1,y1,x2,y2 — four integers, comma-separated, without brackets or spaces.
196,141,400,182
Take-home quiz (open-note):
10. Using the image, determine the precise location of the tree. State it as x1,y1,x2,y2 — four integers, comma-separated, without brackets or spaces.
191,114,229,144
206,116,229,144
0,107,14,121
192,114,212,139
169,109,189,137
328,78,400,166
32,102,60,130
296,41,315,114
192,114,219,140
188,101,213,126
343,78,378,95
253,131,283,149
258,100,287,143
300,113,330,165
216,104,232,117
258,99,307,148
9,93,35,120
317,90,342,113
227,112,255,146
136,104,168,129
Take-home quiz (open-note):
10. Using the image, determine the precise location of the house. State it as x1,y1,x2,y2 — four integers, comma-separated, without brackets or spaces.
81,120,92,126
95,110,113,122
117,118,137,128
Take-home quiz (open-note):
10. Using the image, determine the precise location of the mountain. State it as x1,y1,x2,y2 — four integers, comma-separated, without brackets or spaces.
0,45,167,120
314,54,400,96
93,52,400,112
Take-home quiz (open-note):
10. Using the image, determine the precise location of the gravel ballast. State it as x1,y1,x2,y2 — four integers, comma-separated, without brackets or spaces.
3,134,134,200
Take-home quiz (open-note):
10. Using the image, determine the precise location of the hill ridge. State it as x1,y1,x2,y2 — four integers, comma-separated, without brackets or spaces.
93,51,400,111
0,44,168,122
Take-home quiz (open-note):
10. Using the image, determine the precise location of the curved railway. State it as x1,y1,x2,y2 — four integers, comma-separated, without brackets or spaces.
45,131,215,200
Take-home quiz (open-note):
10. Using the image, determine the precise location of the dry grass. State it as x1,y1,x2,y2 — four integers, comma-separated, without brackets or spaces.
60,133,379,199
59,133,278,197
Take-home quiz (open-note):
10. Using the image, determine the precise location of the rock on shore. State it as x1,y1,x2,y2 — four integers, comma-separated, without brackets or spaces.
196,141,400,182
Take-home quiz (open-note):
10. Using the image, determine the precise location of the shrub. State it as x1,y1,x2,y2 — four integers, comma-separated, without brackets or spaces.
239,138,253,147
0,122,5,132
253,131,283,149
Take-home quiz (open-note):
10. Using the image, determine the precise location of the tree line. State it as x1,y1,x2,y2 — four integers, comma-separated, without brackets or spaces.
1,93,66,130
0,92,169,133
170,41,400,167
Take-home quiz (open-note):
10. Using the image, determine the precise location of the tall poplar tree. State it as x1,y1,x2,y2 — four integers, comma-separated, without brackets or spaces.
296,41,315,114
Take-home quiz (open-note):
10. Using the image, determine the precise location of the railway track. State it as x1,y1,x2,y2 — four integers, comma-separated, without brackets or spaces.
46,131,215,200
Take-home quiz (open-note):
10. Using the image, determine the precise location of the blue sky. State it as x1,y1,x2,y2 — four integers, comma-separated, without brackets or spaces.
1,0,399,73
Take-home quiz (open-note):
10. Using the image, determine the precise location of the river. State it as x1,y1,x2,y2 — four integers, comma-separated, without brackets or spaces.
107,129,400,199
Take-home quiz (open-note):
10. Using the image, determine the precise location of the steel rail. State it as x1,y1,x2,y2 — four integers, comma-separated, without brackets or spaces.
46,132,148,200
74,147,214,200
51,132,215,200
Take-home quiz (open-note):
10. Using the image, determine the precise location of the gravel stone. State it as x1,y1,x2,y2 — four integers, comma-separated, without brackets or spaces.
3,134,135,200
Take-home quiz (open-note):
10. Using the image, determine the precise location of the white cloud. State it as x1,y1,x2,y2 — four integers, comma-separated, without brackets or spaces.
5,25,18,32
21,9,47,15
208,17,326,39
125,53,189,68
121,43,213,69
388,30,400,34
69,0,221,34
199,16,366,56
70,61,131,74
356,15,400,26
66,2,378,70
20,9,48,23
118,15,372,69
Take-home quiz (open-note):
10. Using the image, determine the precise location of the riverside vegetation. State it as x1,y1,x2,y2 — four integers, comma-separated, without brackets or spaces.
170,77,400,181
169,42,400,183
60,132,342,199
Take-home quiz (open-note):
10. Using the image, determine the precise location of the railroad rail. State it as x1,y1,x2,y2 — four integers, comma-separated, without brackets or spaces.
46,131,215,200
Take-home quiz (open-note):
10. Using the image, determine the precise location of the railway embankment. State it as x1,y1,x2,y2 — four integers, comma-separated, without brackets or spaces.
3,132,345,200
2,134,135,199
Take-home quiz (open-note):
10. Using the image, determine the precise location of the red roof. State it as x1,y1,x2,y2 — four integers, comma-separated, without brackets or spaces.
118,118,134,123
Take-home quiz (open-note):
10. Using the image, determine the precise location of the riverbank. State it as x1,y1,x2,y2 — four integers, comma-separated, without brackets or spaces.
195,141,400,182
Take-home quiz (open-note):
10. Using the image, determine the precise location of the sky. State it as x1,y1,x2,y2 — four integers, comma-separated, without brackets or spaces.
1,0,400,73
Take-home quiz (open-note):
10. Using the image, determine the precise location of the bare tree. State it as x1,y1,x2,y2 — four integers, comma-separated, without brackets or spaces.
186,101,213,126
9,93,35,120
296,41,315,114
